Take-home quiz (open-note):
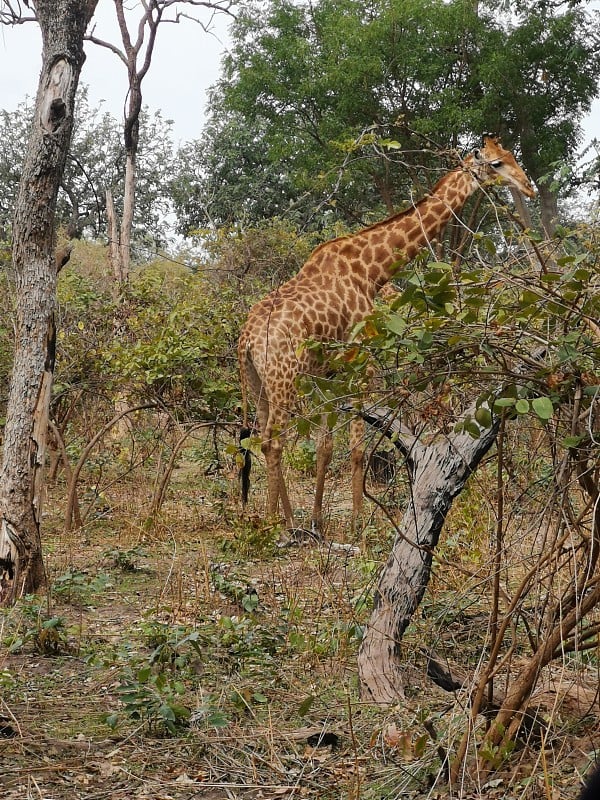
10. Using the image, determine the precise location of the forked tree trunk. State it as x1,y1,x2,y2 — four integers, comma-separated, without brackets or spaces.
97,0,162,289
537,182,559,238
357,405,501,704
0,0,98,605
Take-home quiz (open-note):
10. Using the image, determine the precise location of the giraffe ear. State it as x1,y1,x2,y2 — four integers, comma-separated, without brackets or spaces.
473,148,482,162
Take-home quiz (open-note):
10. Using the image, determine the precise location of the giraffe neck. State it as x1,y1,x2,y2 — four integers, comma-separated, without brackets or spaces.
353,163,479,290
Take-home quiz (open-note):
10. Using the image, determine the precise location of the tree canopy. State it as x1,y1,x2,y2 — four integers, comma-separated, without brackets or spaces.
173,0,599,235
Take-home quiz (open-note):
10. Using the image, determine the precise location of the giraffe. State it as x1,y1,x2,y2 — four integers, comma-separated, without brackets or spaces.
238,136,535,535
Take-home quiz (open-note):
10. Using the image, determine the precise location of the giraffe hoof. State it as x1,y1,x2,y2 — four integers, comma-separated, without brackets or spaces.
279,526,323,546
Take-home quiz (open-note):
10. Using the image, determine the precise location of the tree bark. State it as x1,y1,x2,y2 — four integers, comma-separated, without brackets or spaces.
517,120,559,238
120,147,136,281
105,187,124,286
0,0,98,605
357,405,501,704
536,182,559,239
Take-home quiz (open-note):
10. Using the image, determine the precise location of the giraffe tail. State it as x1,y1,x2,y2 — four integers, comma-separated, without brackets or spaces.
239,427,252,505
238,335,252,506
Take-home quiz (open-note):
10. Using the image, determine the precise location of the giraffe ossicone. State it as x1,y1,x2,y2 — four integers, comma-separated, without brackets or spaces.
238,136,534,536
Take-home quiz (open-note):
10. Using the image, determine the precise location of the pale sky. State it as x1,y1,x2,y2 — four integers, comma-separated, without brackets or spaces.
0,2,231,144
0,2,599,147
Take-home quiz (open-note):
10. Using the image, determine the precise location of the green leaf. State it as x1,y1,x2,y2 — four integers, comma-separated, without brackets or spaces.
42,617,64,630
296,417,311,437
515,399,530,414
474,407,492,428
298,695,316,717
207,710,230,728
103,713,119,730
418,330,434,350
159,703,176,722
531,396,553,421
482,237,496,255
170,703,191,721
414,733,428,757
464,420,481,439
520,290,541,306
493,397,516,408
242,592,259,613
385,314,406,335
137,666,152,683
562,435,585,448
583,385,600,396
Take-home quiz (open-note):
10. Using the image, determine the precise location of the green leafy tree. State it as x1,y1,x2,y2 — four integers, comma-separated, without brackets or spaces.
171,110,301,233
52,255,244,422
0,106,28,240
477,1,600,233
175,0,599,235
293,195,600,748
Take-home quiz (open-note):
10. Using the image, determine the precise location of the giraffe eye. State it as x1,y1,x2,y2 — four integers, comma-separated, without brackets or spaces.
491,160,503,168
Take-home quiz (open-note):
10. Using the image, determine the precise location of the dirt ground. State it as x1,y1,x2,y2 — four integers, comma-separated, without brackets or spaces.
1,449,599,799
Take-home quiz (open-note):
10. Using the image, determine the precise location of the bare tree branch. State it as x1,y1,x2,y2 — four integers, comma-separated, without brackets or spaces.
0,0,36,23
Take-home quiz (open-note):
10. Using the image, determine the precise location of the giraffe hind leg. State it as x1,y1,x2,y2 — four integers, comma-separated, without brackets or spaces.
349,417,365,536
260,395,296,529
261,430,296,529
312,418,333,538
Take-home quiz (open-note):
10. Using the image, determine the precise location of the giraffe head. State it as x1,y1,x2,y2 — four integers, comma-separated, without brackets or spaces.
471,136,535,198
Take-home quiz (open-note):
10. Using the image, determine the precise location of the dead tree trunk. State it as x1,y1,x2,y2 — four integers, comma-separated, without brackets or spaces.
0,0,98,605
357,405,501,704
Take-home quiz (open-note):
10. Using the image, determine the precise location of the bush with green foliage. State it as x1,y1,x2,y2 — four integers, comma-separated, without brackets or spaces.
54,251,262,422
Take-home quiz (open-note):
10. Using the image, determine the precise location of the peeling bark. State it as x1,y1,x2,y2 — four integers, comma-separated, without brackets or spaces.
0,0,98,604
356,405,501,704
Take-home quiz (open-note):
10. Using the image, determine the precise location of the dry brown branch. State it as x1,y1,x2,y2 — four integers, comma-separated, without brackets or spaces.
63,403,157,533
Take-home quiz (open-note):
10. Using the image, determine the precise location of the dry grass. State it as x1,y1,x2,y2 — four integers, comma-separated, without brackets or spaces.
1,432,599,799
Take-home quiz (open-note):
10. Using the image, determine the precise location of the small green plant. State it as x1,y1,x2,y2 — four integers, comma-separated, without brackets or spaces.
220,516,280,558
211,571,259,613
189,697,230,729
479,722,516,768
52,568,113,606
4,596,71,656
229,685,269,715
8,612,69,656
285,439,317,475
138,620,204,669
311,619,362,658
103,623,205,735
216,615,284,668
106,664,191,735
0,668,15,690
104,545,148,572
